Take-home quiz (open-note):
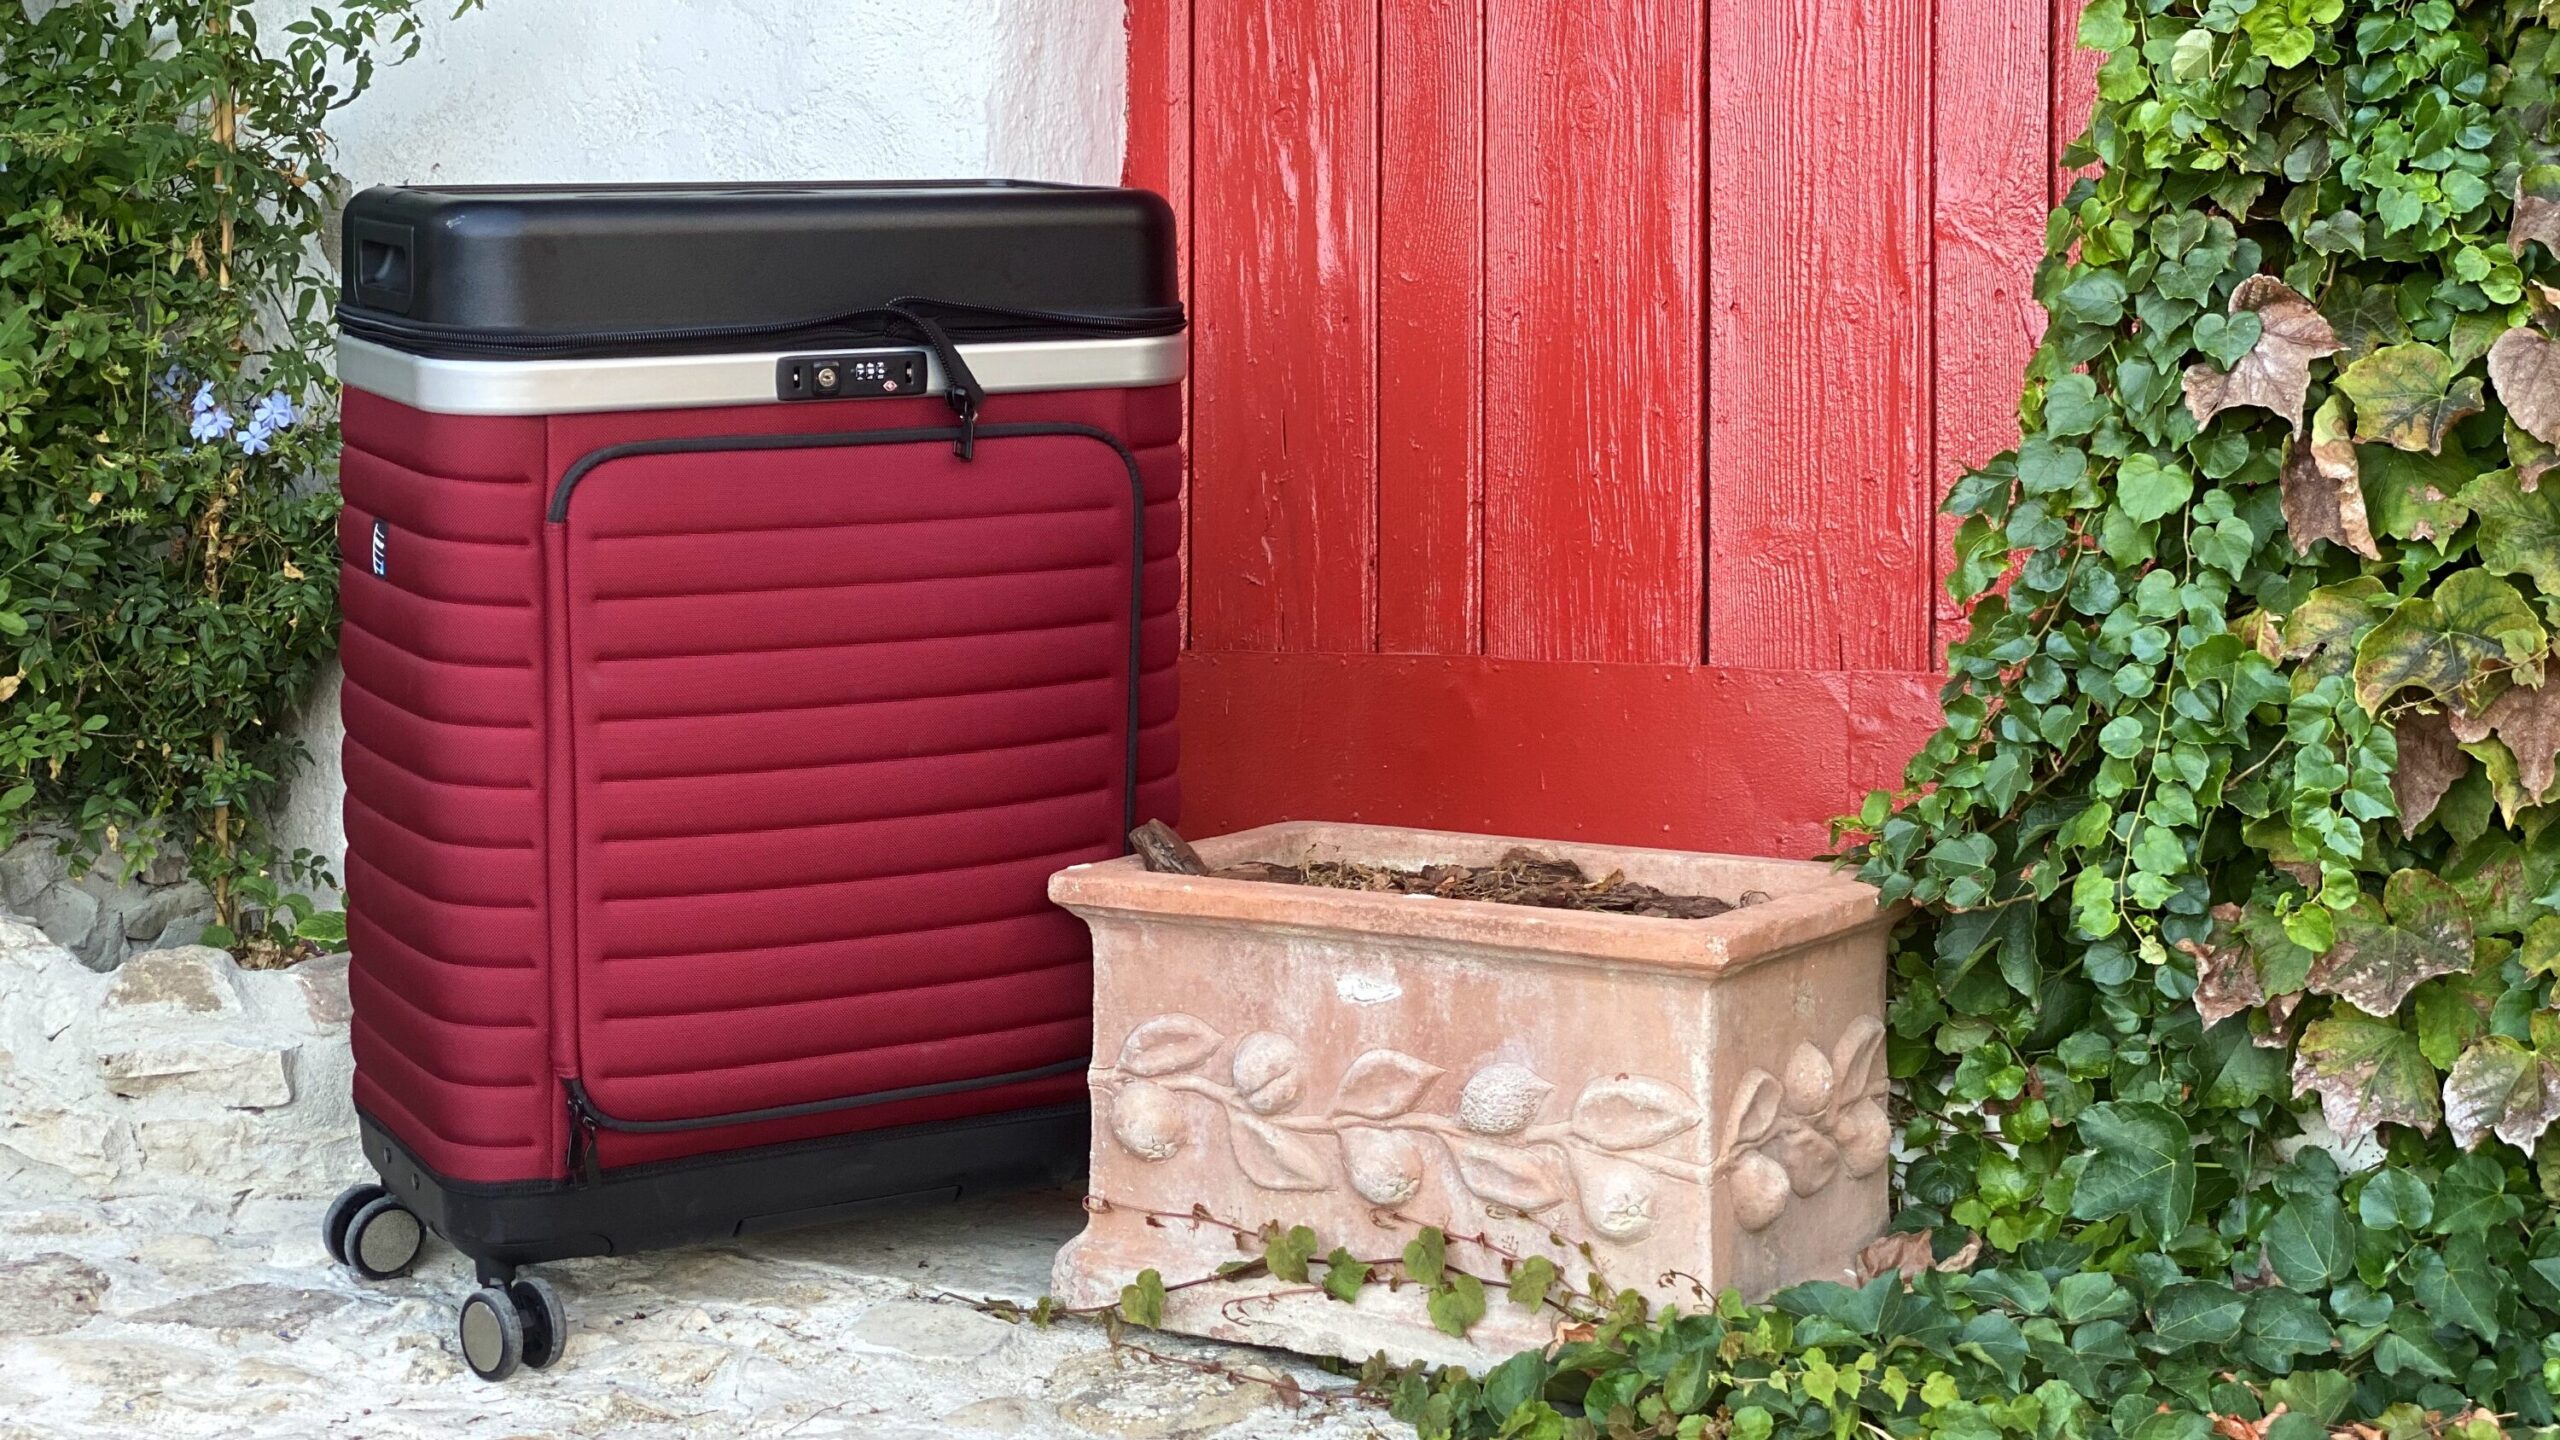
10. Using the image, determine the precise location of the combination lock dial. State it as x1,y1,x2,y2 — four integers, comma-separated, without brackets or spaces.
777,349,930,401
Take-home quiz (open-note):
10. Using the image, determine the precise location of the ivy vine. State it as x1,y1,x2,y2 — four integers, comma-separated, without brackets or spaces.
0,1,459,907
1370,2,2560,1438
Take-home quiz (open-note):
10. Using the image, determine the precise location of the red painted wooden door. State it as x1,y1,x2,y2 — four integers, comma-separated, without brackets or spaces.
1131,0,2104,857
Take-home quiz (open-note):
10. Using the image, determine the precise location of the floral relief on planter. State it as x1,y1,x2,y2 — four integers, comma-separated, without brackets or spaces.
1049,822,1899,1369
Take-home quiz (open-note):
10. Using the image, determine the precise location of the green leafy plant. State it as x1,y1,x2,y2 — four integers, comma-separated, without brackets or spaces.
1832,0,2560,1426
1378,2,2560,1437
0,0,459,916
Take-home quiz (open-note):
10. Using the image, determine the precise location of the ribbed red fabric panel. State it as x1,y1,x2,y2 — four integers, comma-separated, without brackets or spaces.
341,382,1180,1183
339,390,556,1181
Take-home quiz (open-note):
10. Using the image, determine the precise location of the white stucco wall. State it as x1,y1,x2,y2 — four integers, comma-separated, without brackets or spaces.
267,0,1130,891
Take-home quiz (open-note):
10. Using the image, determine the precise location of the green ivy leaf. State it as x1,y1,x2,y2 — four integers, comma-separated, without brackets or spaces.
1119,1268,1167,1328
2077,0,2135,51
2409,1233,2504,1342
2359,440,2475,544
2360,1169,2435,1231
1264,1223,1319,1284
2266,1370,2355,1425
2237,1288,2336,1373
2335,342,2486,453
2146,1281,2245,1349
2433,1151,2527,1235
2068,1101,2196,1240
1506,1256,1556,1312
1403,1228,1447,1286
1427,1272,1486,1338
2456,466,2560,596
2264,1193,2355,1288
2047,373,2109,435
1321,1248,1368,1303
2118,454,2197,523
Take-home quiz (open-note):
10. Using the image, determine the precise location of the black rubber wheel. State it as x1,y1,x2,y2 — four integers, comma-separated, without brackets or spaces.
509,1275,568,1370
344,1195,425,1281
320,1183,387,1266
458,1287,524,1382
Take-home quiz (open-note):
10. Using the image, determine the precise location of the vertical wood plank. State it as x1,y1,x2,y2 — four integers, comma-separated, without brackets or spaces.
1480,0,1703,665
1187,0,1379,652
2052,0,2104,205
1705,0,1935,671
1932,0,2050,661
1122,0,1193,643
1375,0,1484,655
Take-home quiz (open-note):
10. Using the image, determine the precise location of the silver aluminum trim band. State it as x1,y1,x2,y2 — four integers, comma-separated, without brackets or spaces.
336,333,1186,416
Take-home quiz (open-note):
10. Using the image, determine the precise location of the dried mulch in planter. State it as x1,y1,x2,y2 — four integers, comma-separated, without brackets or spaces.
1128,821,1758,920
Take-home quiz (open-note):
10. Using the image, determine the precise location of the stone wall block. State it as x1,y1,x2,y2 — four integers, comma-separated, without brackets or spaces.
105,947,243,1018
96,1039,296,1108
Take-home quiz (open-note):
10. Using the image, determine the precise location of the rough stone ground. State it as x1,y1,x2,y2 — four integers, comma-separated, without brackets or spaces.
0,1184,1405,1440
0,921,1409,1440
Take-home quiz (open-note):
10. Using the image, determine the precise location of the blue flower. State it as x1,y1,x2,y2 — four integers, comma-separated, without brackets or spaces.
188,393,235,444
236,389,296,455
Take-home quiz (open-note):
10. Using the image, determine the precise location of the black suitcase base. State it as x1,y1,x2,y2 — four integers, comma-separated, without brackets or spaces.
353,1103,1088,1278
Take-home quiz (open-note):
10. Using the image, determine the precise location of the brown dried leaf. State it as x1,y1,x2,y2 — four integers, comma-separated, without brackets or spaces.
2515,166,2560,260
2489,325,2560,448
2392,708,2471,832
2212,1405,2288,1440
2283,395,2379,558
2475,679,2560,804
2182,275,2344,432
1854,1229,1934,1284
2178,903,2266,1027
2306,873,2474,1018
2251,990,2303,1050
1937,1231,1983,1274
1854,1228,1981,1285
2443,1037,2560,1152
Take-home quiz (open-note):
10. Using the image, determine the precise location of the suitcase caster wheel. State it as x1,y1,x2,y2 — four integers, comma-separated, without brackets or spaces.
320,1182,387,1266
510,1275,569,1370
343,1194,425,1281
458,1287,524,1381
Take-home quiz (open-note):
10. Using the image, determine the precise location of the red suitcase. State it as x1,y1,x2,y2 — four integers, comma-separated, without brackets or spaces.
316,182,1182,1378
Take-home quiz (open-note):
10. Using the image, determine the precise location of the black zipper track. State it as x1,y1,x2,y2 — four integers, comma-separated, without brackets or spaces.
344,295,1184,361
548,422,1148,1161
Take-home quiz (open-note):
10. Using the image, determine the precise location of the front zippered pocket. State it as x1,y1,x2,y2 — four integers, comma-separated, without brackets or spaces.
547,423,1147,1173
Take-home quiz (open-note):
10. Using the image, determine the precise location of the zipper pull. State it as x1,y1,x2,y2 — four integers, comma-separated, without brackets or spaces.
564,1087,602,1185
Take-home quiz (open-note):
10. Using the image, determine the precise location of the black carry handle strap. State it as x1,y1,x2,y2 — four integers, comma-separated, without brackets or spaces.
879,299,982,460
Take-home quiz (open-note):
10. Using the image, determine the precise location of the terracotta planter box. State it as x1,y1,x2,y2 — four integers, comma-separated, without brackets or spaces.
1048,822,1899,1369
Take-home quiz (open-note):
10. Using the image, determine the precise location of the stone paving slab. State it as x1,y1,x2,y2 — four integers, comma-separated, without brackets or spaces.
0,914,1409,1439
0,1184,1408,1440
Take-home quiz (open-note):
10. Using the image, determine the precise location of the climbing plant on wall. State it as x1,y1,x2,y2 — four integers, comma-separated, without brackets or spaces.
1845,0,2560,1424
1379,2,2560,1437
0,1,457,908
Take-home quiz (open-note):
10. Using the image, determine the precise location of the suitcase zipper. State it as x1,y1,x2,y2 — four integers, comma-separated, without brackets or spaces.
559,1059,1089,1180
564,1086,603,1185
